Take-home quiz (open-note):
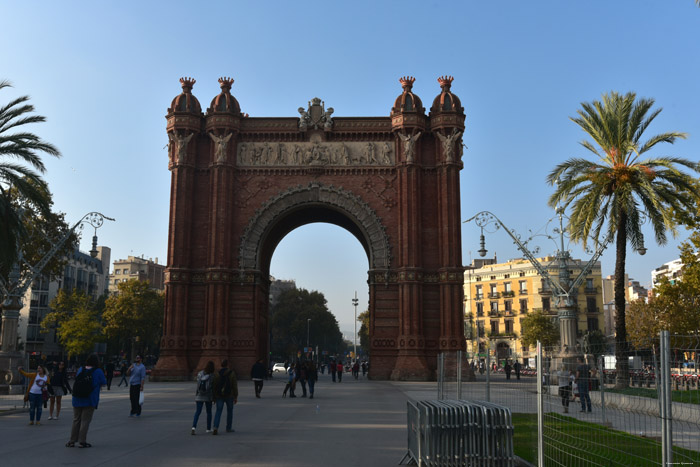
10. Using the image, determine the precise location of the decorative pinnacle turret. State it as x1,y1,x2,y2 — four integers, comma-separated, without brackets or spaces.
218,77,234,92
180,77,196,93
437,76,454,90
399,76,415,91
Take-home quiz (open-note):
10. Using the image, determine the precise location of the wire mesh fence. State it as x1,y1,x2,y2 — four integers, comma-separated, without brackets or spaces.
436,333,700,466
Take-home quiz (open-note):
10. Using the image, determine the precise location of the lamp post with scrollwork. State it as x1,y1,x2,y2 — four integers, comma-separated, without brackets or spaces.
0,212,114,387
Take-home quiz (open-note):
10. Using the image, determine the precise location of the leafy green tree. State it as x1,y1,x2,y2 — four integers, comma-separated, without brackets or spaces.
41,289,103,357
520,311,559,349
102,279,164,356
548,91,699,387
357,309,369,353
270,288,344,359
0,80,61,272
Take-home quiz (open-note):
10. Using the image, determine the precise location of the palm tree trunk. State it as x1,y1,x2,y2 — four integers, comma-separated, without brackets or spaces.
614,213,629,389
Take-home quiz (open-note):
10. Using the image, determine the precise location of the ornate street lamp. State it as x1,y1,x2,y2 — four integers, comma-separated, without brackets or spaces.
0,212,114,386
352,291,359,362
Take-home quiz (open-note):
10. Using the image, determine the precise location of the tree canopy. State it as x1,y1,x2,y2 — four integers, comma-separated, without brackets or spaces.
102,279,164,356
357,309,369,353
270,287,344,359
520,311,559,349
41,289,103,357
0,80,61,274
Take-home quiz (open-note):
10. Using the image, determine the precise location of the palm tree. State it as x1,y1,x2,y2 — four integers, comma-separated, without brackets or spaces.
0,80,61,272
547,91,699,388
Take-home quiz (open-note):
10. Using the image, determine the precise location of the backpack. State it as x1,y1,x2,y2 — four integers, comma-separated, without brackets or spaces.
218,369,232,397
196,373,212,397
73,368,95,398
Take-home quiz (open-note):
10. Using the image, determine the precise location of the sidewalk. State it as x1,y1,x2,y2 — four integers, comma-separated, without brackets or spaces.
0,373,411,467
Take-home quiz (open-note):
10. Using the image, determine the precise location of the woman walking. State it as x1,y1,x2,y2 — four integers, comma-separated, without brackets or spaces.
307,361,318,399
18,365,49,425
66,354,107,448
191,361,214,435
48,361,71,420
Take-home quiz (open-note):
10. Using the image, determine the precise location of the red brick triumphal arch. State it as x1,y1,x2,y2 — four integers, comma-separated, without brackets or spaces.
153,76,466,381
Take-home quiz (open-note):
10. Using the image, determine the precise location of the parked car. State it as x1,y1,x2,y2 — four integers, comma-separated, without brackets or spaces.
272,363,287,373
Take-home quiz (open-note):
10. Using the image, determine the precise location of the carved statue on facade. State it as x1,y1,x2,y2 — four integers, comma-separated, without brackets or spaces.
436,128,463,162
398,131,422,163
364,142,377,164
323,107,334,130
298,107,311,130
170,131,194,164
209,132,233,164
381,142,393,164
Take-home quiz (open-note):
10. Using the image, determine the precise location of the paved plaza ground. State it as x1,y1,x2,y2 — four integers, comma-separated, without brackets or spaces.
1,372,421,467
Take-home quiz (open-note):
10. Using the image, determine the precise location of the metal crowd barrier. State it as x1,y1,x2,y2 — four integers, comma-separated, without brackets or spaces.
402,399,514,466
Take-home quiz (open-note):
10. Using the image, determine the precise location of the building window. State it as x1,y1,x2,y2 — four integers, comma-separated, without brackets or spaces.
476,302,484,317
519,299,528,313
587,297,597,313
490,320,499,334
586,278,593,289
505,320,513,334
490,302,498,313
519,280,527,294
504,282,512,292
477,321,485,338
587,317,599,331
504,301,512,312
475,285,483,300
542,297,550,312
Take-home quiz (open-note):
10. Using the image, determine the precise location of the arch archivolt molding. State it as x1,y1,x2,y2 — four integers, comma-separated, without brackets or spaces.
238,182,392,271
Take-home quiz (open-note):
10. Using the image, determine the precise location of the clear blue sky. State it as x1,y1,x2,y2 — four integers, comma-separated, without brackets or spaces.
2,1,699,337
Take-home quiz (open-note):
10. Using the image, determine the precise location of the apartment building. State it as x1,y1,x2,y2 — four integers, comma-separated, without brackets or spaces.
464,256,604,364
109,256,165,293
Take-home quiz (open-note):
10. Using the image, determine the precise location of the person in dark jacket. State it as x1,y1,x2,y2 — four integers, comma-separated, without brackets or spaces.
105,360,115,390
66,354,107,448
250,358,266,398
306,361,318,399
48,361,71,420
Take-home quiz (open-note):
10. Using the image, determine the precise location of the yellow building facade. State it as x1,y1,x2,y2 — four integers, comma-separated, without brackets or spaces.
464,256,604,365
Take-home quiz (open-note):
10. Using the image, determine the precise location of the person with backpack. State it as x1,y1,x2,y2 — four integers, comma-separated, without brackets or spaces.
250,358,266,398
283,364,295,397
127,355,146,417
191,361,215,435
66,354,106,448
212,360,238,435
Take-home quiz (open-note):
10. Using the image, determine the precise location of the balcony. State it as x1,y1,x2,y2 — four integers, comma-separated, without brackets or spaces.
538,288,553,295
502,291,515,298
519,308,528,314
519,289,528,295
586,307,600,314
475,294,484,300
488,292,500,299
584,286,598,294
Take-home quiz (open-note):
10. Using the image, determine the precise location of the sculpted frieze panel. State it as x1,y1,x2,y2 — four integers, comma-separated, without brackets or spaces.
237,141,393,167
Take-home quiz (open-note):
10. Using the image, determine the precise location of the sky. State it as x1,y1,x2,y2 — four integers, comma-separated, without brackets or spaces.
2,1,699,338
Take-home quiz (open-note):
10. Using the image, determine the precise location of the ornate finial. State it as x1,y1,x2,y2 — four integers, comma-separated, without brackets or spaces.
180,77,196,93
218,77,234,92
399,76,415,91
437,76,454,90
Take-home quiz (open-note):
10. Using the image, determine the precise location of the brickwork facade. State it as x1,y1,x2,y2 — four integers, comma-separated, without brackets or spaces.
153,76,467,381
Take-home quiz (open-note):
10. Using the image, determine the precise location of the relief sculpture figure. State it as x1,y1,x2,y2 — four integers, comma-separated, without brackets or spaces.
170,132,194,164
381,142,393,164
436,128,463,162
209,132,233,164
398,131,422,163
238,143,248,165
364,142,377,164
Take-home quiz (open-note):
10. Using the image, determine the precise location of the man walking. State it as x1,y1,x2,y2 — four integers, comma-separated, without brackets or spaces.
212,360,238,435
514,361,521,380
117,361,128,387
250,358,266,398
128,355,146,417
330,359,337,383
105,360,115,390
576,356,592,413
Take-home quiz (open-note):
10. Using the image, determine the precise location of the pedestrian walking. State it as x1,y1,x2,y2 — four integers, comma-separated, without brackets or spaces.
504,361,512,380
576,356,592,412
557,367,572,413
191,361,214,435
514,361,522,380
307,361,318,399
298,362,307,397
251,358,266,398
361,361,367,377
337,361,344,382
105,360,115,390
117,361,128,387
127,355,146,417
352,361,360,379
18,365,49,425
66,354,107,448
283,365,296,397
330,359,337,382
212,360,238,435
48,361,71,420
